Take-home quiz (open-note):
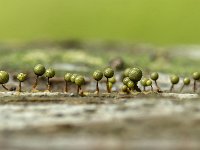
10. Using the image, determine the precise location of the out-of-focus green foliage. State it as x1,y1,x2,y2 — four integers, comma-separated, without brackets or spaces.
0,0,200,45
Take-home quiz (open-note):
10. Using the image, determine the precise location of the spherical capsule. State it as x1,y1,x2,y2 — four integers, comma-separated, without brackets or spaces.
93,70,103,81
70,74,78,83
146,79,152,86
123,77,130,85
150,72,159,81
109,76,116,84
123,68,131,77
192,72,200,80
121,85,128,92
128,68,143,82
0,71,9,84
140,78,148,86
183,77,190,85
104,67,114,78
45,68,55,78
170,75,179,84
75,76,85,86
127,81,134,89
64,73,72,82
34,64,46,76
17,73,27,82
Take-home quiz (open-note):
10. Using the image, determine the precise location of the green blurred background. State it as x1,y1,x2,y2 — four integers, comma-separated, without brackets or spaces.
0,0,200,75
0,0,200,45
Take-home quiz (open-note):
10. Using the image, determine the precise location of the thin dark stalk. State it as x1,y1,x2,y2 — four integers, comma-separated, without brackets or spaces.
79,86,83,96
155,80,162,92
32,76,39,90
143,86,146,91
96,81,99,95
134,82,141,92
65,81,68,93
19,82,22,92
170,84,174,92
77,85,80,95
47,77,51,91
155,81,159,90
2,84,9,91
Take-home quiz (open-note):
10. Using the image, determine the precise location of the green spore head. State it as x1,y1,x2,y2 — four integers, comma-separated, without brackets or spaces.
150,72,159,81
128,67,143,82
75,75,85,86
170,75,179,84
104,67,114,78
123,68,131,77
183,77,190,85
64,73,72,82
70,74,78,83
0,71,9,84
123,77,130,85
127,80,134,89
45,68,55,78
34,64,46,76
146,79,152,86
140,78,148,86
121,85,128,92
93,70,103,81
17,73,27,82
108,76,116,84
192,72,200,80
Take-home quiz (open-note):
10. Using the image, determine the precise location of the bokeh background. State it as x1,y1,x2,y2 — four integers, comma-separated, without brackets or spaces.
0,0,200,75
0,0,200,44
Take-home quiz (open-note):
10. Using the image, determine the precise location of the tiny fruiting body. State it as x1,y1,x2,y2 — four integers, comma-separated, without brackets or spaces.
150,72,161,92
32,64,46,90
0,71,9,91
140,78,148,91
70,74,78,83
146,79,153,91
108,76,116,92
93,70,103,94
34,64,46,76
0,71,9,84
150,72,159,81
180,77,190,92
121,85,129,93
192,72,200,92
109,76,116,84
192,72,200,80
123,77,130,86
170,75,179,92
93,70,103,81
45,68,55,91
127,80,134,91
64,73,72,92
183,77,191,85
104,67,114,78
17,73,27,92
128,68,142,82
75,75,85,95
128,67,142,92
104,67,114,93
123,68,131,77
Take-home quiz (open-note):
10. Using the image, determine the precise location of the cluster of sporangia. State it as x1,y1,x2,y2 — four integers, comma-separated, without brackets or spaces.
0,64,199,95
